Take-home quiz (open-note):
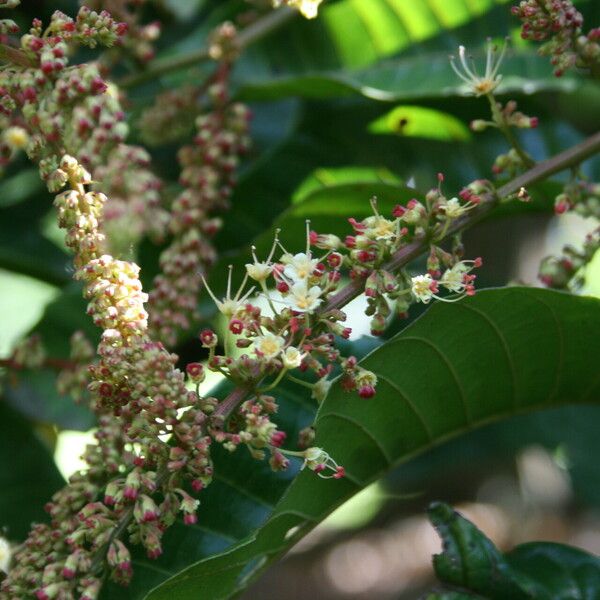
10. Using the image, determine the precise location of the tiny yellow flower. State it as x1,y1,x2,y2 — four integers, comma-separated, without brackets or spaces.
3,126,29,150
255,332,285,360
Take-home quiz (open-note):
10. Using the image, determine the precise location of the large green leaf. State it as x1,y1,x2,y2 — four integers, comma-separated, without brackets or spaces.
236,51,581,103
428,501,600,599
100,287,600,600
0,402,64,540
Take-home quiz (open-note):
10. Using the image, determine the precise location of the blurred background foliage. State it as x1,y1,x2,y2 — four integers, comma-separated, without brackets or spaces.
1,0,600,598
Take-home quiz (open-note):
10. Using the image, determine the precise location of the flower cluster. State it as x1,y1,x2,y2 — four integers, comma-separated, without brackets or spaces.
147,77,252,346
471,100,539,134
93,144,168,256
0,6,500,599
0,10,167,256
1,155,209,598
539,227,600,290
138,85,203,146
0,7,125,177
56,331,95,403
512,0,600,76
53,156,106,267
80,0,161,63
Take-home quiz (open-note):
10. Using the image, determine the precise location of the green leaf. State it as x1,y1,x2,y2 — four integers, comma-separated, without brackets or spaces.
428,501,600,599
242,0,512,75
138,288,600,599
0,168,45,208
429,502,529,599
0,401,64,540
237,51,580,103
0,196,70,287
368,105,472,141
506,542,600,598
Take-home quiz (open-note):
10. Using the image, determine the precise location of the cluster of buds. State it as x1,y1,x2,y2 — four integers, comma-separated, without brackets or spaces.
44,7,127,49
492,147,531,176
208,21,239,62
272,0,324,19
552,178,600,217
539,227,600,289
56,331,95,403
80,0,160,63
77,254,149,343
148,76,252,347
1,155,212,597
52,156,105,266
345,182,483,329
471,100,539,133
512,0,600,76
138,85,203,146
1,9,165,258
94,144,169,256
7,334,46,370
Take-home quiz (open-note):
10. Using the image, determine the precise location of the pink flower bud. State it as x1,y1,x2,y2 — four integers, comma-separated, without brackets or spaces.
358,385,376,398
199,329,217,348
229,319,244,334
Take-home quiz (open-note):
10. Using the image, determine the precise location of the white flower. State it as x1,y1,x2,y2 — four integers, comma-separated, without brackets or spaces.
311,377,332,402
411,274,435,303
439,263,468,293
450,39,507,97
255,333,285,360
283,252,319,283
246,238,278,283
282,346,304,369
246,261,272,282
285,281,323,313
441,198,465,218
364,215,396,240
0,537,11,573
273,0,323,19
202,266,255,318
301,446,343,478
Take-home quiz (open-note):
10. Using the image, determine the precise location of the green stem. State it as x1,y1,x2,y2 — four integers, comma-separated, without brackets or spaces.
487,93,535,169
257,366,289,394
287,375,315,390
118,7,297,88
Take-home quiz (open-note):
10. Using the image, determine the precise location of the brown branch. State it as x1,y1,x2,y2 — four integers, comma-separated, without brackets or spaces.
0,44,36,68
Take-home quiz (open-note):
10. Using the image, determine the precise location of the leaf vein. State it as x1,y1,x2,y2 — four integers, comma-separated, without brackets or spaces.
317,412,392,469
455,302,519,411
390,336,472,425
520,290,564,404
374,372,435,441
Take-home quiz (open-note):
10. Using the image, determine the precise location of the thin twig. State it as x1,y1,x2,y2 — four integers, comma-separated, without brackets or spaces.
118,7,296,88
